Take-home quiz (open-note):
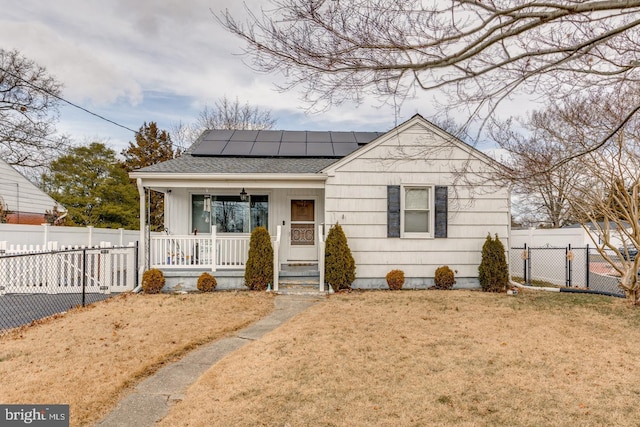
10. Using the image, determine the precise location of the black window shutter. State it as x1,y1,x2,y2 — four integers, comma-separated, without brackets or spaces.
434,186,448,238
387,185,400,238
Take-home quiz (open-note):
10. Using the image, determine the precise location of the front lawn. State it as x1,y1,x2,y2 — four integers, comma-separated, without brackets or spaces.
160,290,640,426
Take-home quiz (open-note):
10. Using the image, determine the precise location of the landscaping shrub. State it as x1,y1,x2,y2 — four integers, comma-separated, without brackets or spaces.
478,233,509,292
434,265,456,290
197,272,217,292
142,269,165,294
325,223,356,292
244,226,273,291
386,269,405,290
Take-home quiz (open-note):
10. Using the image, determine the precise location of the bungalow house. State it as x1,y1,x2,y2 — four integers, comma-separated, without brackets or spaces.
130,114,510,292
0,159,65,225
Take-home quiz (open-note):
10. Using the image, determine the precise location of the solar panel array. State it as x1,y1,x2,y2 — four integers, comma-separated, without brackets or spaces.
191,130,383,158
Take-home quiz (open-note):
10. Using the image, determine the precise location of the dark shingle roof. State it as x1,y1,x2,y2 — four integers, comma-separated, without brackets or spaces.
136,156,340,174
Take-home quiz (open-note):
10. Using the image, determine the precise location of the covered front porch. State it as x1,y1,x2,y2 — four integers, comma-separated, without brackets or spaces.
148,224,325,292
135,176,329,292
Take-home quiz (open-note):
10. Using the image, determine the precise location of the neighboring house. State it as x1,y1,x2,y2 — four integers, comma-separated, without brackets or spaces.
0,159,65,225
130,114,510,291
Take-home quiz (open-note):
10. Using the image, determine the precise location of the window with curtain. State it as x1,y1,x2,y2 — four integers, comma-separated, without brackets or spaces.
191,194,268,233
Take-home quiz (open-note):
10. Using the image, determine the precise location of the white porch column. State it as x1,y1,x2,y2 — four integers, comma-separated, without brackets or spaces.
211,225,217,272
137,178,147,274
273,225,281,292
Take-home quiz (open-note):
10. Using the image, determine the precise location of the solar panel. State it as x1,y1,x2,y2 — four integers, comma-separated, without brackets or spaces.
221,141,254,155
230,130,259,141
250,142,281,156
307,142,334,156
278,142,306,156
256,130,283,142
330,132,357,143
306,131,331,143
203,130,235,141
333,142,359,156
191,140,227,156
281,131,307,143
192,129,379,157
354,132,381,144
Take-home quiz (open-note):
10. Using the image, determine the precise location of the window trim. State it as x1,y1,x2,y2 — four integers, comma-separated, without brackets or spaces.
400,184,434,239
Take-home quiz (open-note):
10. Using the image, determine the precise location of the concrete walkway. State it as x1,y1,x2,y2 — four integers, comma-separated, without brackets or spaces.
96,294,323,427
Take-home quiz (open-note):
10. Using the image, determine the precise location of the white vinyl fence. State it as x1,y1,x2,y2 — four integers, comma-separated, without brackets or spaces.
0,243,137,295
0,223,140,248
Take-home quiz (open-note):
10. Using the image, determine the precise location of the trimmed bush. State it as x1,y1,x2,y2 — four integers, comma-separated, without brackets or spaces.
142,269,165,294
325,223,356,292
434,265,456,290
197,272,217,292
244,226,273,291
386,269,405,290
478,233,509,292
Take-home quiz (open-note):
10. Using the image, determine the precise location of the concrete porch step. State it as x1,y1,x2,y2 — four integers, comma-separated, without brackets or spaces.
277,279,326,295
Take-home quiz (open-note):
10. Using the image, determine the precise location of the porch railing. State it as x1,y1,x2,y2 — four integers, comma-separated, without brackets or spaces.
150,227,250,270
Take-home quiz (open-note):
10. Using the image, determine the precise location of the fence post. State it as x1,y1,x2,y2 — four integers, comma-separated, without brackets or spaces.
87,226,94,247
523,243,528,284
526,245,532,286
42,223,49,247
586,244,590,289
567,244,573,288
82,248,87,307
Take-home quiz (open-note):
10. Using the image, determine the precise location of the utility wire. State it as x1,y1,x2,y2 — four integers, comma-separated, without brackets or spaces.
0,65,139,134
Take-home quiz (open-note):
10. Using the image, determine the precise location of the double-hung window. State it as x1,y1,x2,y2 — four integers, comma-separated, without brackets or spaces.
402,186,432,237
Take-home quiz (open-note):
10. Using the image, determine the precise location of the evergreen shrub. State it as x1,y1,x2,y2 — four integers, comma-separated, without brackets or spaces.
197,272,217,292
386,269,405,290
244,226,273,291
434,266,456,290
324,223,356,292
478,234,509,292
142,268,165,294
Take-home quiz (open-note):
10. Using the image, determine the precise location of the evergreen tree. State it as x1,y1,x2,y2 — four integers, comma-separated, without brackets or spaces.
478,234,509,292
122,122,178,231
244,226,273,291
324,223,356,291
43,142,138,229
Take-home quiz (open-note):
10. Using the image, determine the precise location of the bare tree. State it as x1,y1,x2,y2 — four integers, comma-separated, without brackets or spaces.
0,49,68,169
491,115,582,228
506,89,640,303
567,130,640,304
221,0,640,161
197,96,275,131
171,96,276,150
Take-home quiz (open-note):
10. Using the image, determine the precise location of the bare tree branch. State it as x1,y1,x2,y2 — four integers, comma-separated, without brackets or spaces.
0,49,68,169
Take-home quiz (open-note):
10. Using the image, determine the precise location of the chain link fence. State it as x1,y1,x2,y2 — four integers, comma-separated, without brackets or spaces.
510,245,625,297
0,245,138,332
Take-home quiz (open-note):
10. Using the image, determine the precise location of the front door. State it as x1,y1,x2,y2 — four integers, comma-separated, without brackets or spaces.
289,199,316,261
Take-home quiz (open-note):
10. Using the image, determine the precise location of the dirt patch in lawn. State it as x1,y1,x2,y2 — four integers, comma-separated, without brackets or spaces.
0,291,273,427
160,289,640,427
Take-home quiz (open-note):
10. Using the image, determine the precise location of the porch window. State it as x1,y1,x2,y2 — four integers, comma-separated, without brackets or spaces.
191,194,268,234
402,186,431,236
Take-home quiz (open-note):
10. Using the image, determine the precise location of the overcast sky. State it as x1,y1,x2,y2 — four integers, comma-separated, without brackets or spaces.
1,0,510,153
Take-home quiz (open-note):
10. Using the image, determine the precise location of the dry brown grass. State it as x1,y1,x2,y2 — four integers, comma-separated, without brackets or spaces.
0,291,273,427
160,289,640,427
